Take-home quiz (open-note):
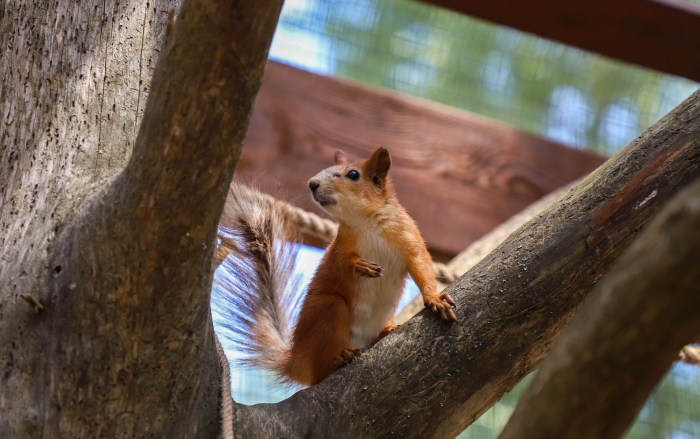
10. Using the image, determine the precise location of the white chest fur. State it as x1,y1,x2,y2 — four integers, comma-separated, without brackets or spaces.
348,223,407,347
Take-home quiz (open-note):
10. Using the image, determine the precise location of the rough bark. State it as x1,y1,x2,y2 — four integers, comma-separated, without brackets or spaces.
2,0,700,436
499,178,700,439
0,0,282,437
229,89,700,438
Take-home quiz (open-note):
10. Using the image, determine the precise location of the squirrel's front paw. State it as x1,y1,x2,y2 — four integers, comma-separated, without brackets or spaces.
354,258,383,278
424,292,457,321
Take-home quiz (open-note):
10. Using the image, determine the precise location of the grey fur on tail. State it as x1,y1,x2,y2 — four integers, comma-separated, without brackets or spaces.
215,183,301,381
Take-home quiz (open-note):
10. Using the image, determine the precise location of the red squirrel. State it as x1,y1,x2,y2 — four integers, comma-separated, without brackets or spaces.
218,147,456,386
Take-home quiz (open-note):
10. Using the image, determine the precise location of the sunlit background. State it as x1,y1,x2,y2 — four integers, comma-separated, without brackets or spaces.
213,0,700,437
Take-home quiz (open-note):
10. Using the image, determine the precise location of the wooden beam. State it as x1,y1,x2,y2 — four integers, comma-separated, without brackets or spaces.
238,61,605,256
421,0,700,83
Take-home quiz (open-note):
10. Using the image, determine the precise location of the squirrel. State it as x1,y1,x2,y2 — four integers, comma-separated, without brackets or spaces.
216,147,457,387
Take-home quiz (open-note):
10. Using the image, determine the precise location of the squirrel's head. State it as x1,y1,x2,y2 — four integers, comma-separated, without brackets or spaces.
308,147,394,221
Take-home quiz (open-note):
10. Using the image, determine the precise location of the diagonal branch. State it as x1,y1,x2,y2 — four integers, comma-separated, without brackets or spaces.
397,178,700,366
43,0,283,436
229,88,700,438
499,178,700,439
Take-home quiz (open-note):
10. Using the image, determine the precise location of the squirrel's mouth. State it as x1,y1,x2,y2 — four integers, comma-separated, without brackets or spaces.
313,193,337,207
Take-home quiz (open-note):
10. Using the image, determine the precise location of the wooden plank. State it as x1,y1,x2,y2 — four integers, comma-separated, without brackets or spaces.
238,61,605,256
421,0,700,83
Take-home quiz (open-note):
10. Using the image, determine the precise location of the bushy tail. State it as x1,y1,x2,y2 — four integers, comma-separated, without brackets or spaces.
214,183,301,380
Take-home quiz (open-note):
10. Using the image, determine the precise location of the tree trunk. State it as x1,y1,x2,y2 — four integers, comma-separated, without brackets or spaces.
499,178,700,439
229,88,700,438
0,0,282,437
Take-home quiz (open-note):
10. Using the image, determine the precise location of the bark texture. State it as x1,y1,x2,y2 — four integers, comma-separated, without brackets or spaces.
499,178,700,439
2,0,700,435
0,0,282,437
229,89,700,438
2,0,177,434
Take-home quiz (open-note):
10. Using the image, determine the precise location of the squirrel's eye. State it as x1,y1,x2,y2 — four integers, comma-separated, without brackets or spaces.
346,170,360,181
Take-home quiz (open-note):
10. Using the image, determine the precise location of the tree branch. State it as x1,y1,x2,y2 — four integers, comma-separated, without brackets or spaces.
229,88,700,438
42,0,283,436
499,178,700,439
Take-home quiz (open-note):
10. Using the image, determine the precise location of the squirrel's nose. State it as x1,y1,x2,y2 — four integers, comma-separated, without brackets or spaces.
308,179,320,192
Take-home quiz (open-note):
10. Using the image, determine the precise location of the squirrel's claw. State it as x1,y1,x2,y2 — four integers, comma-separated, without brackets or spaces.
442,293,456,308
425,292,458,322
354,258,383,278
335,346,366,367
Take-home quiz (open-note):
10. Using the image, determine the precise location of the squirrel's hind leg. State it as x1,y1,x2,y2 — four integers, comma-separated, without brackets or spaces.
291,293,355,385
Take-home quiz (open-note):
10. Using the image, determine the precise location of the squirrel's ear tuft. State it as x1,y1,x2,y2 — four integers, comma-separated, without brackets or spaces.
367,147,391,188
334,150,348,165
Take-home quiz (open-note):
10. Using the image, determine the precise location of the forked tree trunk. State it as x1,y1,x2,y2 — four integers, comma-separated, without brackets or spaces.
0,0,282,436
2,0,700,437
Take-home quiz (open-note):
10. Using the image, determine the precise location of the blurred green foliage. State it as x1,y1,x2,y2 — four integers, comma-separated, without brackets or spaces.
626,364,700,439
454,364,700,439
275,0,698,155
